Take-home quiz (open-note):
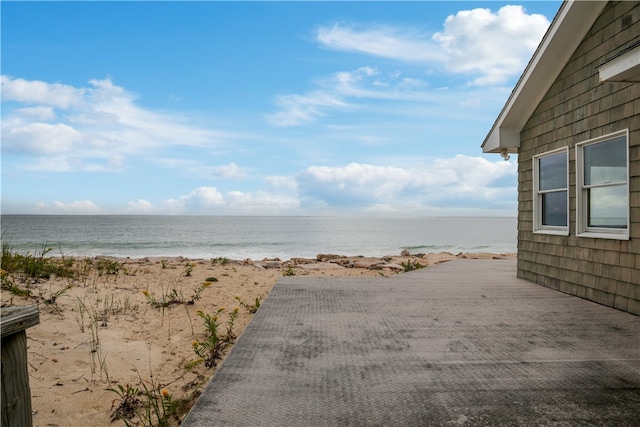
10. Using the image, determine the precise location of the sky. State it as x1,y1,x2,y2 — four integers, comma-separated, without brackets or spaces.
1,1,562,217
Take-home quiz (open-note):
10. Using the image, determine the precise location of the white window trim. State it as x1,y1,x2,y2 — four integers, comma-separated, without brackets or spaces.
533,147,569,236
576,129,630,240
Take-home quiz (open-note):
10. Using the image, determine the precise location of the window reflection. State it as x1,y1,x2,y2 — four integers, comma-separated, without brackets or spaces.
542,191,568,226
584,136,626,185
587,185,628,228
539,152,567,191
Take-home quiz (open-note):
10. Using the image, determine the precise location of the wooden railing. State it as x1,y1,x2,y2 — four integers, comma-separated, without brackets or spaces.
1,306,40,427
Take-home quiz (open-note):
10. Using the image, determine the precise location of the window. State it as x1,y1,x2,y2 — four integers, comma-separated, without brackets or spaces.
533,148,569,235
576,130,629,240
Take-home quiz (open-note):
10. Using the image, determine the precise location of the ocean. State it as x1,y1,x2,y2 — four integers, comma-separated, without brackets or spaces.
0,215,517,260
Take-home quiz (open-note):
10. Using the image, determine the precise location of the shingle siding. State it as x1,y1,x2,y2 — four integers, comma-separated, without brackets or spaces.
518,1,640,315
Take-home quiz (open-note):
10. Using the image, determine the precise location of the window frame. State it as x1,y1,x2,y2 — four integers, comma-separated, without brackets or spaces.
576,129,630,240
532,147,569,236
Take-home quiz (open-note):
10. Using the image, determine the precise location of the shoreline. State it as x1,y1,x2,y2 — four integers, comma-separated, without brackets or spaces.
1,251,514,426
69,250,517,263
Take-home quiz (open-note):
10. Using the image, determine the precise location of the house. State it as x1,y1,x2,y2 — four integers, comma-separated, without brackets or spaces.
482,0,640,315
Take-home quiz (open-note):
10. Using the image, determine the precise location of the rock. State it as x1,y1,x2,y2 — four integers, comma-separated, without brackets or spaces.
262,261,283,269
328,258,352,267
291,257,315,264
353,260,385,269
384,263,405,271
400,249,411,257
298,263,340,271
317,254,343,262
252,261,283,269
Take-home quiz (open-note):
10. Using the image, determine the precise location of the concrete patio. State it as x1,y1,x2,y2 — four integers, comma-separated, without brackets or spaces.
183,259,640,426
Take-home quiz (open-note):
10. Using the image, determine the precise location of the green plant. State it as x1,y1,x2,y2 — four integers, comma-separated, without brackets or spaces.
235,295,261,313
108,373,187,427
1,240,78,284
143,281,211,309
96,259,122,275
143,289,183,308
72,258,94,283
192,308,238,368
1,266,74,306
192,308,224,367
108,383,141,423
189,281,212,303
401,260,425,272
282,267,296,276
161,259,168,269
211,257,229,266
224,308,239,342
183,263,194,277
22,243,54,280
40,284,72,305
139,385,181,427
1,270,31,305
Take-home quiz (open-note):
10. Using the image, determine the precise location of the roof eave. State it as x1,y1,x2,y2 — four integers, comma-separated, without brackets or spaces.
482,0,609,154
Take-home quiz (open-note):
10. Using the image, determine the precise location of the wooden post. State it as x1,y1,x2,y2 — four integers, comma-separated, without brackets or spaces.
1,306,40,427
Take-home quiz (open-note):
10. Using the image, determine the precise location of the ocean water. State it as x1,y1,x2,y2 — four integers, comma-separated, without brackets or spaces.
0,215,517,260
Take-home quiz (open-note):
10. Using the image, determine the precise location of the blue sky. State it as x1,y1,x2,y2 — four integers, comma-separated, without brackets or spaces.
1,1,561,216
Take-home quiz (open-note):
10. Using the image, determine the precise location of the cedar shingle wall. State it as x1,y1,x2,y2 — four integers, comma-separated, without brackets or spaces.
517,1,640,315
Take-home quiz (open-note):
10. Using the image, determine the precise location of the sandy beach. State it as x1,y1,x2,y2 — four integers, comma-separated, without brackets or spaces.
1,251,514,426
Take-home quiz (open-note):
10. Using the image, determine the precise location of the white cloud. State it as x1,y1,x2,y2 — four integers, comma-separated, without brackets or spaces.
126,199,155,213
267,66,441,127
271,5,548,128
315,5,549,86
15,106,57,121
266,91,349,127
316,24,443,63
267,68,384,127
1,75,83,109
325,67,431,101
20,155,516,215
163,186,225,213
162,186,299,215
184,186,224,206
297,156,517,211
21,154,119,172
3,122,82,155
211,162,246,179
32,200,105,215
433,5,550,85
226,191,300,213
264,175,298,190
1,75,231,172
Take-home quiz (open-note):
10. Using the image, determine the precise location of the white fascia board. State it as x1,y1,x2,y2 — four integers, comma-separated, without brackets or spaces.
482,128,520,154
482,0,608,154
599,44,640,83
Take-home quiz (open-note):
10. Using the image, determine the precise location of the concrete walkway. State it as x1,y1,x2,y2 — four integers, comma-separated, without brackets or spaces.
183,259,640,426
